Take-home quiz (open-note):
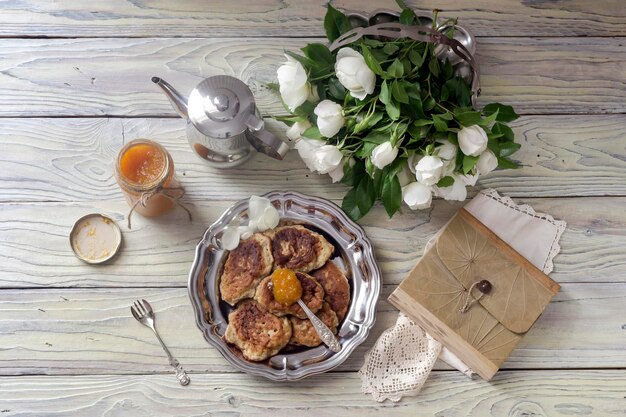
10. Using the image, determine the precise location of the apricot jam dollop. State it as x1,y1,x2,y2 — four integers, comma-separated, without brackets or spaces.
271,268,302,306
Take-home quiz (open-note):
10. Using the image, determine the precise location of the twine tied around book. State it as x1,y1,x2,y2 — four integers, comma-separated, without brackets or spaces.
459,279,492,313
127,185,192,229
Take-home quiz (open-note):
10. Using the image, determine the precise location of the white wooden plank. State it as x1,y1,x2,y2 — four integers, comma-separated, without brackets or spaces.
0,0,624,38
0,371,624,416
0,284,623,375
0,116,624,203
0,38,624,116
0,196,624,288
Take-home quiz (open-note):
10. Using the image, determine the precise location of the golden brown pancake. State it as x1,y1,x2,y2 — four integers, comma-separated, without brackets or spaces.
289,302,338,347
266,225,334,272
254,272,324,319
224,300,292,361
220,233,273,306
312,261,351,321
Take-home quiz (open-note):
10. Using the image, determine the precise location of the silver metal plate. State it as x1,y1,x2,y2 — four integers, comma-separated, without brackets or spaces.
188,191,381,381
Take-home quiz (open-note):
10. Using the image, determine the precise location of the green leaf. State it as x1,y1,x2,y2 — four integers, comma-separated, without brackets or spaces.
437,176,455,187
483,103,519,122
342,187,363,221
387,59,405,78
428,57,440,77
356,174,376,217
341,160,365,187
324,4,353,43
399,8,416,25
462,155,479,174
302,43,334,66
497,156,520,169
413,119,433,127
383,43,400,55
432,114,449,132
408,49,425,68
362,131,389,144
302,126,323,139
498,141,521,157
328,77,346,100
454,110,482,127
391,81,409,104
492,122,515,142
293,100,315,117
477,108,499,127
381,175,402,217
386,100,400,120
379,80,391,105
354,111,383,134
361,44,384,76
354,142,375,158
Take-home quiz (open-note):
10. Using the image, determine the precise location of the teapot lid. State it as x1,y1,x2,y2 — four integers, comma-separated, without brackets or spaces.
187,75,255,138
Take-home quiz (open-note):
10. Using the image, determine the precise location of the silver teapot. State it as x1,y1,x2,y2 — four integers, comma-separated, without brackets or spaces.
153,75,289,168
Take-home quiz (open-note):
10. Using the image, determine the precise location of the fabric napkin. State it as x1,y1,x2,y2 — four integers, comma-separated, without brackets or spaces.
359,189,566,402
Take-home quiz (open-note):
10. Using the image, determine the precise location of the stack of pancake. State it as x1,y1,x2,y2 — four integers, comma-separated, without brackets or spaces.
220,225,351,361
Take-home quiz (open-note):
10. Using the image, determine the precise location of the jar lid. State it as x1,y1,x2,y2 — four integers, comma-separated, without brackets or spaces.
187,75,256,139
70,213,122,264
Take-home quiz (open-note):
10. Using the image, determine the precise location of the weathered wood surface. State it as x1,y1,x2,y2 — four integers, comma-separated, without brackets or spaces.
1,371,625,417
0,284,624,375
0,37,625,117
1,116,624,204
0,0,624,38
1,195,626,288
0,0,624,410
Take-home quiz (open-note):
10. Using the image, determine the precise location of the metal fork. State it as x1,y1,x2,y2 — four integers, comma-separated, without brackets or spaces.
130,299,190,386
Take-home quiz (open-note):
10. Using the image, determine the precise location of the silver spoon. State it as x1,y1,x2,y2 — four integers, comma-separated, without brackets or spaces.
269,281,341,353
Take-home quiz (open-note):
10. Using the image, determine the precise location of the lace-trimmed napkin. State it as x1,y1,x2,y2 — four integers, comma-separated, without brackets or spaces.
359,189,566,402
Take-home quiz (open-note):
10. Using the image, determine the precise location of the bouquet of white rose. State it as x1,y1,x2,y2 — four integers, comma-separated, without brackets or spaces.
272,2,520,220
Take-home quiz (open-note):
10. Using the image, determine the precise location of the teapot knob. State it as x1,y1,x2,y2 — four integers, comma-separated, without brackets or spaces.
212,94,229,112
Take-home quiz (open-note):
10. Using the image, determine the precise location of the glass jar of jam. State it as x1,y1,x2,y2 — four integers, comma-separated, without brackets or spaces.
115,139,182,218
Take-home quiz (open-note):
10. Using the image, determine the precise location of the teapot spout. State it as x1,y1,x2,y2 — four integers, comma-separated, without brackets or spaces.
152,77,189,119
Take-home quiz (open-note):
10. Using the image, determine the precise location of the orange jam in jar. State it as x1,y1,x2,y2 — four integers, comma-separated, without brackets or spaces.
271,268,302,306
115,139,181,217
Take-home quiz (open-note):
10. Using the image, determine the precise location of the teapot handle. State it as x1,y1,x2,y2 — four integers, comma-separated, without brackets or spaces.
245,114,290,160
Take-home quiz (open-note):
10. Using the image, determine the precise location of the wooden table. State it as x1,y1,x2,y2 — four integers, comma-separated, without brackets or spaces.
0,1,624,415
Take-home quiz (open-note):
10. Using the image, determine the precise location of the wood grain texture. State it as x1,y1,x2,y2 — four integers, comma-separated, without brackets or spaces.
1,371,625,416
0,284,624,375
0,37,624,117
0,0,624,38
0,116,624,204
2,196,626,288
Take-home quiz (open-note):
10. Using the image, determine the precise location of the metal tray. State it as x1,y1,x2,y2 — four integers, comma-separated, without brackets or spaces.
188,191,381,381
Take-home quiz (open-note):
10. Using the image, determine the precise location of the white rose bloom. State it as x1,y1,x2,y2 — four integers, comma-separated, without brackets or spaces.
370,141,398,169
458,125,488,156
314,100,345,138
328,163,345,183
414,155,444,186
396,162,414,187
435,175,468,201
436,139,457,161
402,182,433,210
407,153,421,174
285,120,312,141
277,56,310,111
476,149,498,174
334,47,376,100
294,137,325,172
313,145,343,174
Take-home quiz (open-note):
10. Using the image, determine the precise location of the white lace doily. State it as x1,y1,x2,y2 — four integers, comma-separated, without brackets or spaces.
359,313,441,402
359,189,567,402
